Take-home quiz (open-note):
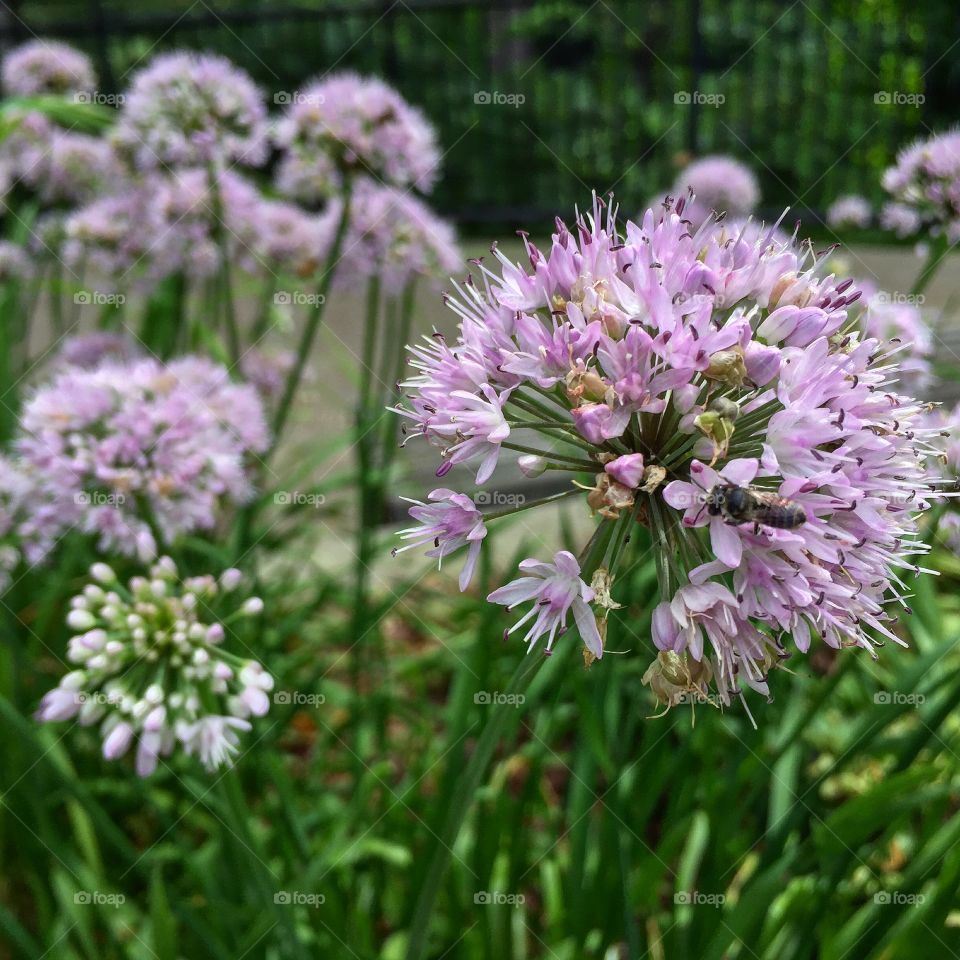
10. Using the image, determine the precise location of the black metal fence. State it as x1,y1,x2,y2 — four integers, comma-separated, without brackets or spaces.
5,0,959,228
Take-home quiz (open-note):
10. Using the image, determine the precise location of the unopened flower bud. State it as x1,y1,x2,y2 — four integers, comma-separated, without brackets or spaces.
219,568,243,591
67,609,96,631
241,597,264,616
517,455,547,478
90,562,116,584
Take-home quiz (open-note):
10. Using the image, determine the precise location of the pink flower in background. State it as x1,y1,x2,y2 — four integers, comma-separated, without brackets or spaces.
63,168,264,289
329,178,461,293
882,130,960,240
0,241,32,282
36,558,271,776
273,71,441,200
1,40,96,96
55,332,142,371
880,201,922,238
20,130,124,204
14,356,268,563
671,155,760,226
112,51,268,168
826,194,872,229
859,282,933,393
488,551,603,658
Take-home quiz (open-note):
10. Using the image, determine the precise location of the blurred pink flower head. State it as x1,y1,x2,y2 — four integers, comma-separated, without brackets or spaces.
273,71,441,200
112,51,268,169
1,40,96,96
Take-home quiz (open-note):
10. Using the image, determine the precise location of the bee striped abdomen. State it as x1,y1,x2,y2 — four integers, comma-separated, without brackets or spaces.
758,499,806,528
708,484,807,529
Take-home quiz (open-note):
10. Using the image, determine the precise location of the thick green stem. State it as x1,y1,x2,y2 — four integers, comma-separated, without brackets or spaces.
378,277,418,485
351,275,385,759
911,234,950,297
208,164,241,363
269,186,353,455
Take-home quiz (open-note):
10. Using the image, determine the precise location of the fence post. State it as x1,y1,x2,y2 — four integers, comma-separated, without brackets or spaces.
688,0,702,154
87,0,116,92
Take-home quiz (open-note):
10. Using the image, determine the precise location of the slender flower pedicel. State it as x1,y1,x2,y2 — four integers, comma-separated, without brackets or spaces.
36,558,272,775
393,193,945,708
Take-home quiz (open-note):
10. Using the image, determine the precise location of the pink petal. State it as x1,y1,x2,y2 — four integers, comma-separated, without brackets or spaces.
720,458,759,487
663,481,697,511
710,518,743,567
572,598,603,658
487,577,542,606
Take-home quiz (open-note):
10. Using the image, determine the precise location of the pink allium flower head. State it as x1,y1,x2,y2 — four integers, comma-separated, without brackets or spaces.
19,130,124,204
36,558,271,775
0,241,32,281
882,130,960,240
63,168,261,290
394,193,944,704
15,356,268,563
329,178,461,293
112,51,268,169
61,189,157,287
672,155,760,226
826,195,872,230
2,40,96,96
273,72,441,200
240,349,297,402
880,201,922,238
55,331,143,370
857,280,933,394
395,488,487,591
248,198,329,276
